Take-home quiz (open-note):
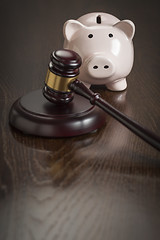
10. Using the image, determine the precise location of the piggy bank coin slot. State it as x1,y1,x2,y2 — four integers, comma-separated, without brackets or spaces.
96,15,101,24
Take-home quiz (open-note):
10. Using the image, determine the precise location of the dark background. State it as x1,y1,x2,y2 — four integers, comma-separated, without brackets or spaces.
0,0,160,240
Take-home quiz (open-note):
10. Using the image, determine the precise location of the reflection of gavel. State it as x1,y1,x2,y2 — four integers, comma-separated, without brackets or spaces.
43,49,160,151
9,49,160,151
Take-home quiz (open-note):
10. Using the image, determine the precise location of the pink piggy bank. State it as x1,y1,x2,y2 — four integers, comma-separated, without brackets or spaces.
63,12,135,91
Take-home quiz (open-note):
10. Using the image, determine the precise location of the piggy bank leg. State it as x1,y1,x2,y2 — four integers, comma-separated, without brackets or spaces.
106,78,127,91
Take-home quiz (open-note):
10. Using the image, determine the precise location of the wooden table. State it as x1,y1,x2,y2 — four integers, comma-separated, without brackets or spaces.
0,1,160,239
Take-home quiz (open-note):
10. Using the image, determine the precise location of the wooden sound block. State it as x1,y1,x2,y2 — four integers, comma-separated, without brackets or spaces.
9,89,106,137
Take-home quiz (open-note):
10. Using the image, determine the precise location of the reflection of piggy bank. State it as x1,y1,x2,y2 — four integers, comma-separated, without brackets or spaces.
63,12,135,91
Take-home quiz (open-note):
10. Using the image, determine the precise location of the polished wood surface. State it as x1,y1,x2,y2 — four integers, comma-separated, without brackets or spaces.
0,1,160,240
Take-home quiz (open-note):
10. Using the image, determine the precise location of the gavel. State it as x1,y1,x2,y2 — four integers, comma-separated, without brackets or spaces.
9,49,160,151
43,49,160,151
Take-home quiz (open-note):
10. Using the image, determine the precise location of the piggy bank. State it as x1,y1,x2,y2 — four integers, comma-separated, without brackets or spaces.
63,12,135,91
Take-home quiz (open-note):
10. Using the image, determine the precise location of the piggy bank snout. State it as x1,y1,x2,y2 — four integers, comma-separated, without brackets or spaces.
86,55,115,79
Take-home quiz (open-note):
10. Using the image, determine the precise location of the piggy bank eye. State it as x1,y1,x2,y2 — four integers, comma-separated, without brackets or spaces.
109,33,113,38
88,34,93,38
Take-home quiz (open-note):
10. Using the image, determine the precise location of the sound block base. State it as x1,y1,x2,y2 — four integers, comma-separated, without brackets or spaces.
9,89,106,137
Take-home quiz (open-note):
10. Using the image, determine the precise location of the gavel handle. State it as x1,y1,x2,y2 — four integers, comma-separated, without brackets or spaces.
69,80,160,151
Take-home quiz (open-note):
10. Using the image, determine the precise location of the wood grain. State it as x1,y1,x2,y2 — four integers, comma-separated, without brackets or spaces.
0,0,160,240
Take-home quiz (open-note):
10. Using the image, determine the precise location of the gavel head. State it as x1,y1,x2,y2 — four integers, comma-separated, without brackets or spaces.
43,49,82,104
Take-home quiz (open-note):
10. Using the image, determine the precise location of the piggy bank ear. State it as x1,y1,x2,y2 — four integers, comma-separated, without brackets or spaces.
63,20,86,41
114,20,135,40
